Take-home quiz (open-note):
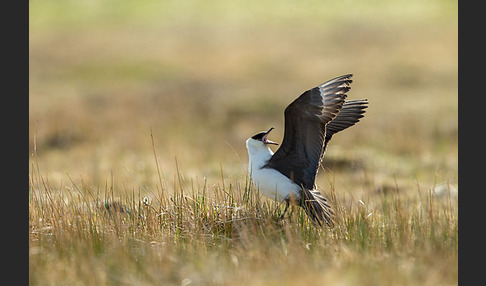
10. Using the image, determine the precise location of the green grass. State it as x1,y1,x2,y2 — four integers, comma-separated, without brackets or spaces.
30,147,457,285
30,0,457,285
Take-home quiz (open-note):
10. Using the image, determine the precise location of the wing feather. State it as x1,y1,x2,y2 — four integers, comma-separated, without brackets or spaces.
264,74,353,189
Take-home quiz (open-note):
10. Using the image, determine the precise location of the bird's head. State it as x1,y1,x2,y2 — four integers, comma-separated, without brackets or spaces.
246,127,279,151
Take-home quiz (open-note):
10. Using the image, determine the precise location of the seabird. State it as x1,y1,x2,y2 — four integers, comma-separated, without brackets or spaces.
245,74,368,227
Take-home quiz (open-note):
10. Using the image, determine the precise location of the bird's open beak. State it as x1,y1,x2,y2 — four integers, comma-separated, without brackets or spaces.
262,127,279,145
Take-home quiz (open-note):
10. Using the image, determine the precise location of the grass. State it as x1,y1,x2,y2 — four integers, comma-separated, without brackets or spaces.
29,0,457,285
29,143,457,285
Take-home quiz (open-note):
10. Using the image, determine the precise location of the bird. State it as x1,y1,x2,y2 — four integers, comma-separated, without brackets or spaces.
245,74,368,227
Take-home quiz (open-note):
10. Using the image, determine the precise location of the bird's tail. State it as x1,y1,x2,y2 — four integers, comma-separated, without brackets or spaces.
300,188,334,227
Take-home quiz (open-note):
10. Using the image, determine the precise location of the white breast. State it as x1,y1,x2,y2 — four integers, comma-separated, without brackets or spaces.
246,138,301,201
250,167,302,201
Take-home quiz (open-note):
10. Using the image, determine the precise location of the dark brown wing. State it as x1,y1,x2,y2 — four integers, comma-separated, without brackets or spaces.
264,74,353,189
323,99,369,153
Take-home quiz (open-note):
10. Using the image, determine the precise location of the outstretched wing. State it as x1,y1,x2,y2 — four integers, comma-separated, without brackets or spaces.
323,99,369,153
264,74,353,190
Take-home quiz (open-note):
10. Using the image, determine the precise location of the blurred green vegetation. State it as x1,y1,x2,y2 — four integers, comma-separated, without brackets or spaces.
30,0,457,196
30,1,457,285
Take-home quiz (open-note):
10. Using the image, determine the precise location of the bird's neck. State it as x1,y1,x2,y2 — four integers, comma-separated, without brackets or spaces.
247,145,274,173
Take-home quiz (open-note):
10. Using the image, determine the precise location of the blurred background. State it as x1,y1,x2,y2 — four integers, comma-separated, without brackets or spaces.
29,0,457,197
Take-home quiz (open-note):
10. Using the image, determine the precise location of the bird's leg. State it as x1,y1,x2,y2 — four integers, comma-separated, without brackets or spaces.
287,193,298,222
280,199,290,220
